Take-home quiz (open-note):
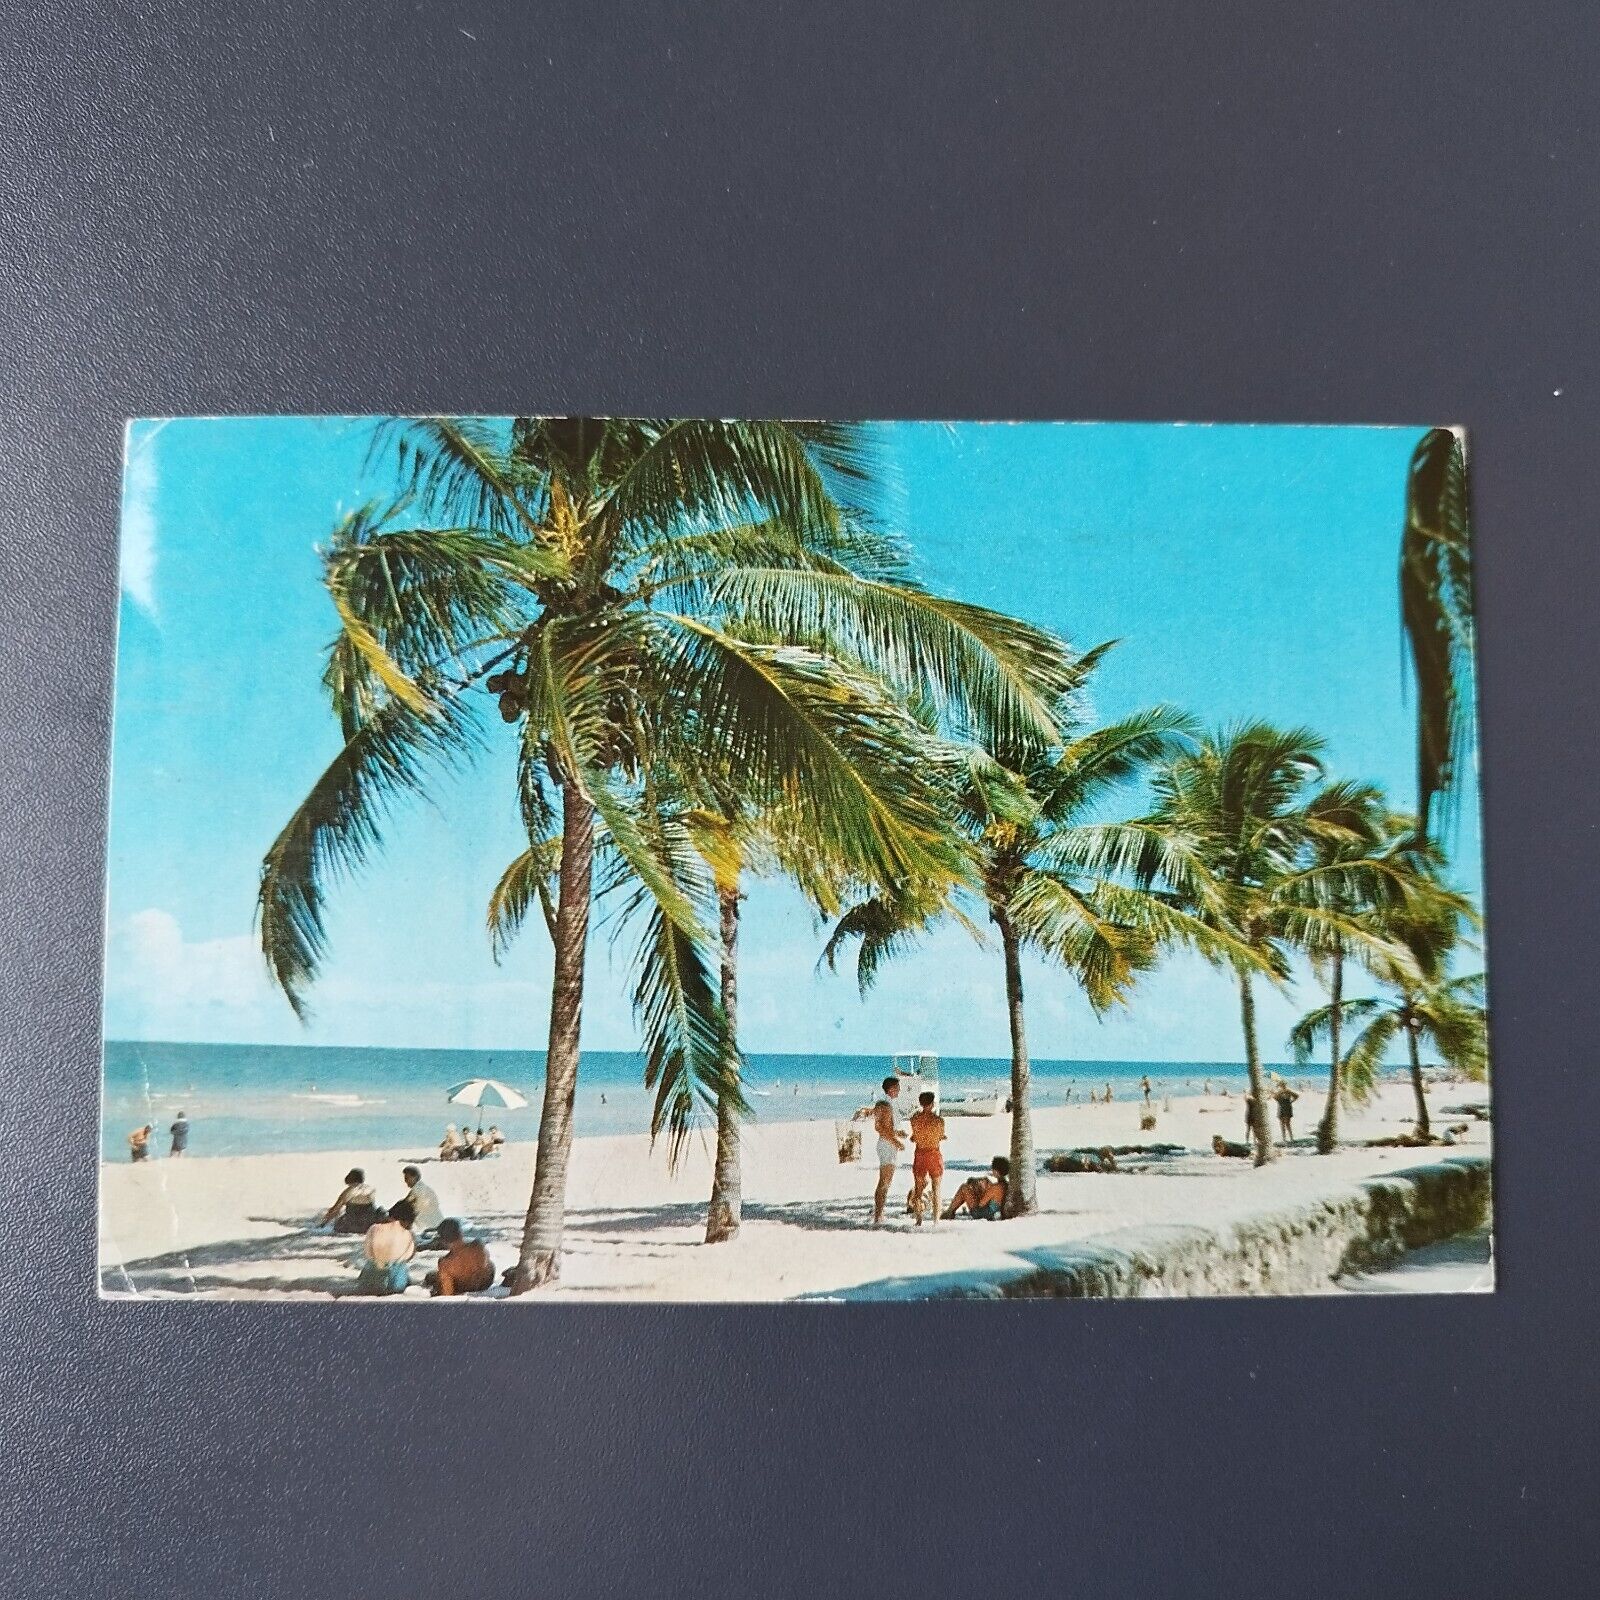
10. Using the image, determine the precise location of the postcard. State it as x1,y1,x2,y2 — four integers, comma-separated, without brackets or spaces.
99,417,1491,1300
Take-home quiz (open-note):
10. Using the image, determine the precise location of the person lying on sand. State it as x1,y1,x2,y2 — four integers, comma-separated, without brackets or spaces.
424,1220,495,1297
1212,1135,1252,1159
321,1167,384,1234
354,1199,416,1296
944,1157,1010,1219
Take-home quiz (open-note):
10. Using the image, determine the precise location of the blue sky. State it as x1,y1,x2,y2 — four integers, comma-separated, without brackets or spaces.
104,417,1484,1061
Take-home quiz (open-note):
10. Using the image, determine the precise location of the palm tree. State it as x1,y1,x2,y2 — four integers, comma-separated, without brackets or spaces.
615,767,848,1245
1400,428,1475,840
1295,783,1404,1154
1292,889,1484,1139
1148,724,1420,1166
260,417,1080,1289
825,684,1237,1217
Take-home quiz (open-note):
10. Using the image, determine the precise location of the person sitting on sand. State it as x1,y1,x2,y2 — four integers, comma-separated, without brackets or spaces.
424,1219,495,1297
485,1125,505,1154
440,1124,464,1162
355,1198,416,1296
398,1165,444,1240
128,1124,152,1162
907,1091,946,1226
871,1076,905,1227
321,1167,384,1234
944,1156,1010,1220
1273,1081,1299,1143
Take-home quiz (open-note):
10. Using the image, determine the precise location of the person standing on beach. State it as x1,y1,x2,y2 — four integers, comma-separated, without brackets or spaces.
169,1111,190,1158
128,1124,152,1162
1273,1081,1299,1144
908,1091,946,1225
871,1077,904,1226
1141,1074,1152,1106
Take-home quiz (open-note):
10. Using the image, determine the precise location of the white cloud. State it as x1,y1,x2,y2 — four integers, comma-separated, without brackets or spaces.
110,908,274,1013
120,422,166,618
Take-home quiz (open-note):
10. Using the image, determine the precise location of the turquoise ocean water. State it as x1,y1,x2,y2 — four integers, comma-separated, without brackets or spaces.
101,1040,1270,1161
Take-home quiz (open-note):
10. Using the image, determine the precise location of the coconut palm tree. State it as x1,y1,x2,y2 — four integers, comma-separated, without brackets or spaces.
1291,887,1484,1138
824,686,1246,1217
1401,428,1475,840
1293,783,1404,1153
1148,724,1422,1165
681,788,855,1243
260,416,1080,1289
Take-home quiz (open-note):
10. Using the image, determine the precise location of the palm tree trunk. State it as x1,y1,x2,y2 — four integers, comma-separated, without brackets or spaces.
1239,972,1275,1166
705,880,743,1244
510,779,595,1292
1316,955,1344,1154
997,908,1037,1217
1406,1018,1431,1137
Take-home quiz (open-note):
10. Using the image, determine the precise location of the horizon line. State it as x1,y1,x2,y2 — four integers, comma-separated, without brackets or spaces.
104,1036,1301,1068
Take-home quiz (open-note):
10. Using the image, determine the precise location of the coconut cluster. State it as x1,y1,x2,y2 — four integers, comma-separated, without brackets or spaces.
485,669,526,722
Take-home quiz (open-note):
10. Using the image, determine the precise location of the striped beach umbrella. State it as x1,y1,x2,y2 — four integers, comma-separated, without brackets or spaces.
445,1076,529,1131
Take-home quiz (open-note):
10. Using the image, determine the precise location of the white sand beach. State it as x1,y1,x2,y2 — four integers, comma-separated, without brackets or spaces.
99,1081,1491,1301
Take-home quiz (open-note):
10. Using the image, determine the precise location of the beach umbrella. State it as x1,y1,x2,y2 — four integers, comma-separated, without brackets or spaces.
445,1076,529,1133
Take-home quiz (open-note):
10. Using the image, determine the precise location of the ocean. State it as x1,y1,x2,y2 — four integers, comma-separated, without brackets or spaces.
101,1039,1276,1161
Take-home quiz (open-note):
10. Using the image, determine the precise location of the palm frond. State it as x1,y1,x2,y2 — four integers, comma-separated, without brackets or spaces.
322,629,380,740
1400,428,1474,839
711,566,1080,749
1107,885,1287,979
1009,869,1154,1012
596,419,851,566
257,696,477,1017
378,416,540,537
641,612,964,889
1289,994,1386,1064
820,882,960,995
1419,987,1489,1079
1037,705,1199,821
631,897,740,1168
487,841,561,958
1339,1009,1403,1101
321,506,547,709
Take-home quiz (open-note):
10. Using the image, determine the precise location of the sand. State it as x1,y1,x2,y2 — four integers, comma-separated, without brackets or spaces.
98,1081,1492,1301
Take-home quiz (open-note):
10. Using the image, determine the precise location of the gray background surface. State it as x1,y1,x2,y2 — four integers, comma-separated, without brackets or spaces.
2,3,1596,1595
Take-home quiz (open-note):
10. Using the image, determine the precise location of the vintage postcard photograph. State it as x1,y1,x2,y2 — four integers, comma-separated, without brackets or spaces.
99,417,1490,1301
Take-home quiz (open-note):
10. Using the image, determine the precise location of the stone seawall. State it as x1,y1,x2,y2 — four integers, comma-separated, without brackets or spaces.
997,1154,1492,1300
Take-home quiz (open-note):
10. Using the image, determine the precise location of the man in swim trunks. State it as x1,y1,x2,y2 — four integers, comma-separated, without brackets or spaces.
871,1076,904,1226
908,1090,946,1226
